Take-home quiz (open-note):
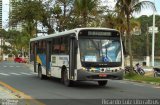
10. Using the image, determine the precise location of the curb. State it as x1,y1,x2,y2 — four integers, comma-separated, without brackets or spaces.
124,79,160,86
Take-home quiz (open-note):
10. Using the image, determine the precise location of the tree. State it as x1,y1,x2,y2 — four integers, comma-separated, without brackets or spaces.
115,0,155,73
9,0,54,35
54,0,74,31
2,30,30,57
102,12,117,28
73,0,99,27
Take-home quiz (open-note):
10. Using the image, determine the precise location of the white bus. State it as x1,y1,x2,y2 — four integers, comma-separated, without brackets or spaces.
30,28,124,86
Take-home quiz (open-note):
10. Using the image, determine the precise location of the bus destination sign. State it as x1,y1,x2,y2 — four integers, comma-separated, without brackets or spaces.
88,31,112,36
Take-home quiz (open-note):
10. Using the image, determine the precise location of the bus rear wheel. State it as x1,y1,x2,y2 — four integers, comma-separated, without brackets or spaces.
63,70,72,87
98,81,108,86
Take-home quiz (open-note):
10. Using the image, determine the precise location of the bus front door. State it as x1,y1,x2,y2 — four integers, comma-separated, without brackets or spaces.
69,37,77,80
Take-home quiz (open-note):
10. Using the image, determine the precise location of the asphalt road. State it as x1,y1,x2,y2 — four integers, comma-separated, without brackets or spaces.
0,61,160,105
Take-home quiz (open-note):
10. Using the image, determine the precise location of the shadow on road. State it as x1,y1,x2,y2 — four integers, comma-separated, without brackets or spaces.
32,76,115,90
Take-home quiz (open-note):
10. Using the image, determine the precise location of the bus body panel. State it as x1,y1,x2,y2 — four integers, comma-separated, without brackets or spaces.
50,55,69,78
42,66,47,75
50,67,61,78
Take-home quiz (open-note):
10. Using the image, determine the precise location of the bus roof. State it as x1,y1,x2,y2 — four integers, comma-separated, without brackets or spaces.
30,27,118,42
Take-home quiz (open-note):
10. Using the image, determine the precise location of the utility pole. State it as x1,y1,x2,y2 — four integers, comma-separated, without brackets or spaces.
146,23,150,66
152,0,155,67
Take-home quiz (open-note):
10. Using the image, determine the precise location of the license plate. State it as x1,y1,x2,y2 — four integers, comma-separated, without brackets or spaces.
99,74,107,77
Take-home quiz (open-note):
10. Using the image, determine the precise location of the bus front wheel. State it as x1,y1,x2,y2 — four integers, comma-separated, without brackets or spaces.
98,81,108,86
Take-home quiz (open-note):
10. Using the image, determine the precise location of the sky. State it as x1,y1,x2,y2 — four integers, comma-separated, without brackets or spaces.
2,0,160,29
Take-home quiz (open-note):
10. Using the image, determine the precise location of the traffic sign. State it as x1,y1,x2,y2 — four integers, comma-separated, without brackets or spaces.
149,26,158,33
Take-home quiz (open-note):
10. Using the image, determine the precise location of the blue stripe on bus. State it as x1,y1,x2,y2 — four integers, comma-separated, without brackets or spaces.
37,54,51,70
38,54,46,66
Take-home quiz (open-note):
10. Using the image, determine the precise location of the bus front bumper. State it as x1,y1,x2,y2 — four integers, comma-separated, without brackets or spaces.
76,69,124,81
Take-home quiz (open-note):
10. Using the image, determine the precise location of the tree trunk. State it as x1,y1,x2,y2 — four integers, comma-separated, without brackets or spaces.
0,37,2,61
127,14,133,73
83,0,87,27
63,2,66,18
83,11,87,27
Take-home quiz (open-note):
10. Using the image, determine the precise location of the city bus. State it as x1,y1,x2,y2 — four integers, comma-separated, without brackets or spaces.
30,28,124,86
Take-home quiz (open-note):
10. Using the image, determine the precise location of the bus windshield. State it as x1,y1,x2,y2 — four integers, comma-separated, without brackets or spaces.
79,38,121,63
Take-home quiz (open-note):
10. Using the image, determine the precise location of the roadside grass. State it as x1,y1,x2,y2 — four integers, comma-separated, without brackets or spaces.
124,74,160,84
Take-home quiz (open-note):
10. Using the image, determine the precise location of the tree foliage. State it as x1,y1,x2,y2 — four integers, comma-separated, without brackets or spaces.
115,0,155,70
1,29,30,56
9,0,54,35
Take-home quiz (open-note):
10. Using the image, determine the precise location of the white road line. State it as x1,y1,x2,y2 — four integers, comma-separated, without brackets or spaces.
0,73,10,76
153,86,160,89
10,73,21,75
133,83,145,87
16,66,21,67
30,72,37,75
113,80,130,84
0,66,21,68
116,81,128,84
20,72,33,75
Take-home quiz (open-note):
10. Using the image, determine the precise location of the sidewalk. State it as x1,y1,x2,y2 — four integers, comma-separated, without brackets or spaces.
0,85,19,99
0,82,45,105
0,84,20,105
142,66,153,71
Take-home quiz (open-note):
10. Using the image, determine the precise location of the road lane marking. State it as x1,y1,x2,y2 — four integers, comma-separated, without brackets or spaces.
116,81,130,84
0,81,45,105
0,73,10,76
153,86,160,89
16,66,21,67
0,66,22,68
10,66,14,67
21,72,33,75
0,72,36,76
10,73,21,75
132,83,145,87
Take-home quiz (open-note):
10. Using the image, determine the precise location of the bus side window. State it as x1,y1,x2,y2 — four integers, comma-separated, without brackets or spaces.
54,44,60,53
52,37,69,54
37,40,46,54
52,38,61,54
61,37,69,54
60,44,65,53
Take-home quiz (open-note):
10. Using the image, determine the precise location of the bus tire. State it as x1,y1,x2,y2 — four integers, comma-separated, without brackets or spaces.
38,65,45,80
98,81,108,86
63,70,72,87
